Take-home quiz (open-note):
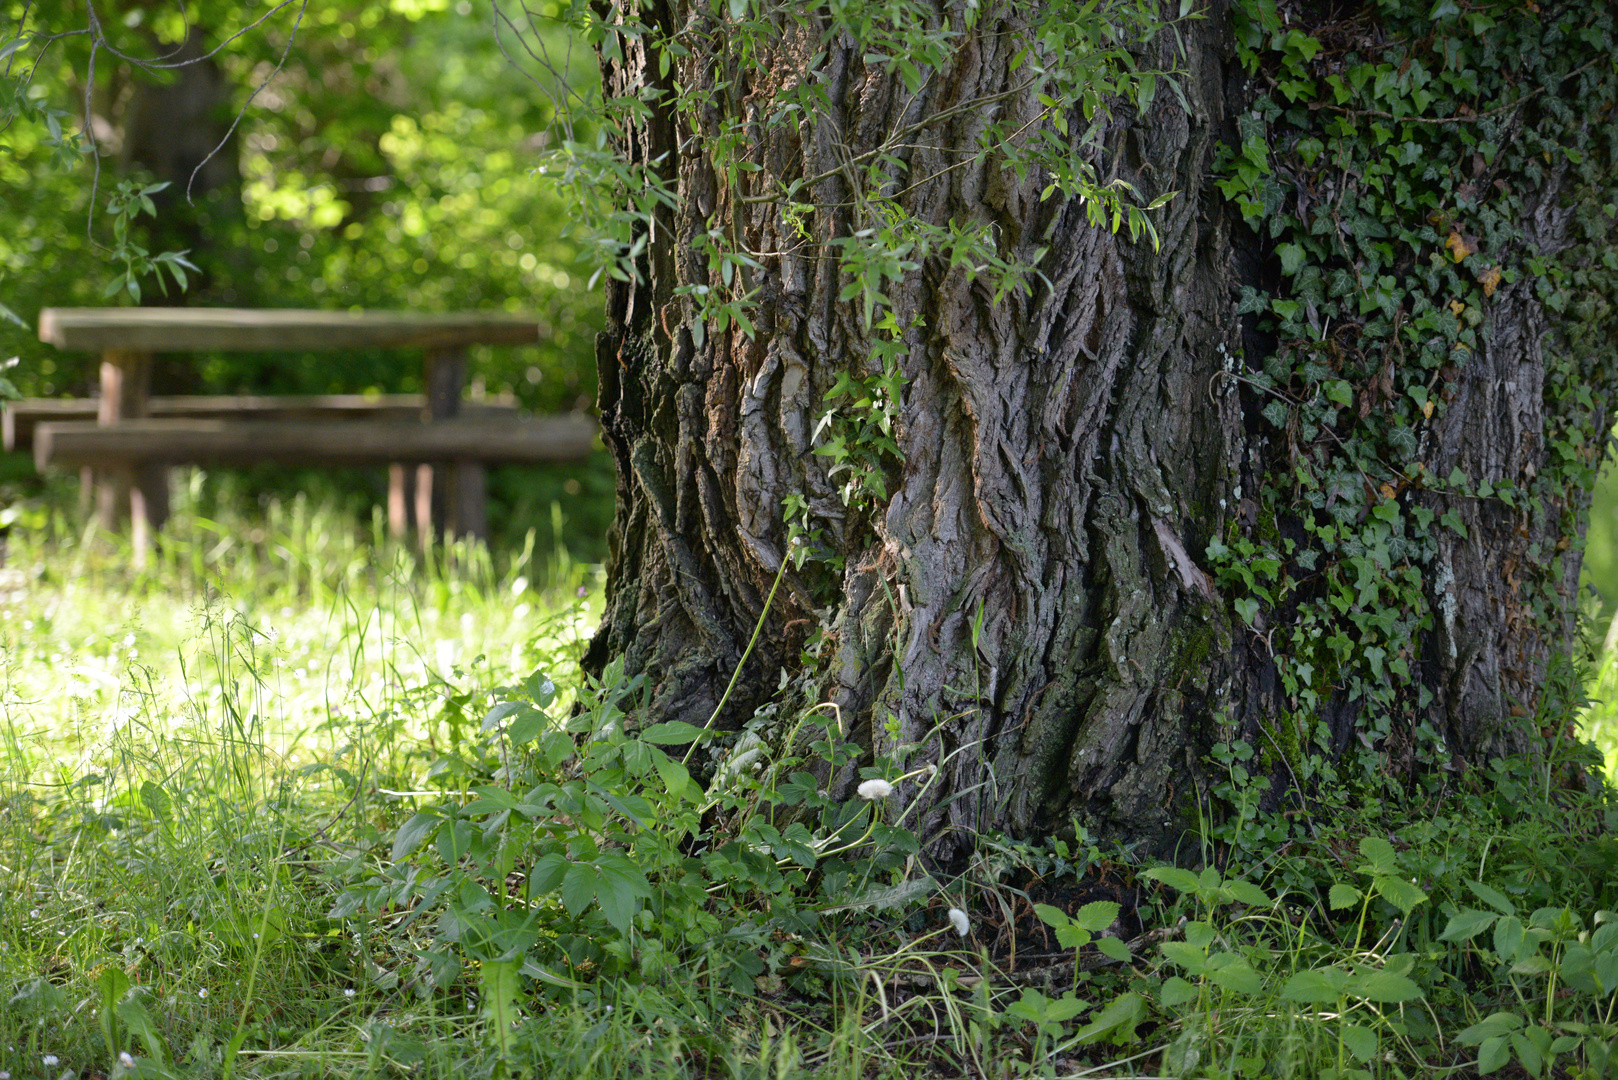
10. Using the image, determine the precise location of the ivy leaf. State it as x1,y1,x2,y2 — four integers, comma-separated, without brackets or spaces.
1277,242,1306,276
1444,231,1478,263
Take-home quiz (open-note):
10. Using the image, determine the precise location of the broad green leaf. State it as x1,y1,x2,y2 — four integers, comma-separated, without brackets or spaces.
1159,976,1197,1007
507,706,550,745
1207,959,1264,996
559,863,597,917
1340,1022,1378,1062
1280,967,1347,1004
528,853,567,896
1509,1029,1543,1076
1357,836,1398,875
1440,908,1498,943
652,753,699,803
1468,880,1517,916
1493,916,1526,964
1074,901,1121,932
140,780,172,822
1142,866,1200,894
1225,879,1272,908
1477,1033,1511,1074
117,995,168,1064
1344,969,1421,1003
1097,936,1133,962
1070,991,1146,1046
1458,1011,1523,1045
1329,883,1362,910
1034,903,1070,929
391,812,441,862
1374,874,1428,916
639,720,715,744
481,700,526,733
819,875,935,913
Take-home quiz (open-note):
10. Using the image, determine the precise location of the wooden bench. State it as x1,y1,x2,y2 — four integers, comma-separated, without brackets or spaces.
33,307,595,555
3,394,519,452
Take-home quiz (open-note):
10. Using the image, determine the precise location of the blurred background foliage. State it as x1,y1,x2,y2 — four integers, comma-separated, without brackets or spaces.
0,0,612,557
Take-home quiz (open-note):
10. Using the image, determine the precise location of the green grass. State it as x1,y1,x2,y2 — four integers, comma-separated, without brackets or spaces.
0,479,1614,1080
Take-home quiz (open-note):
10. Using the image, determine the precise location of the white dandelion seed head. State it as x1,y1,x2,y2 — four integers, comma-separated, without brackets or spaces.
856,778,894,800
948,907,971,937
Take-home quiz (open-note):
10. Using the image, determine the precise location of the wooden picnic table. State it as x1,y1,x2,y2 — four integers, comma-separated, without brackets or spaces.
35,307,581,553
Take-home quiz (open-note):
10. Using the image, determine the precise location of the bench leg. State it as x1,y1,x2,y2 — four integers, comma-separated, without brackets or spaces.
388,464,414,539
95,350,163,556
448,461,487,543
415,463,435,551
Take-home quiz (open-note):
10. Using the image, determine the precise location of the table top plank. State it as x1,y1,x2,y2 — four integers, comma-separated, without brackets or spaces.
35,415,598,469
38,308,544,352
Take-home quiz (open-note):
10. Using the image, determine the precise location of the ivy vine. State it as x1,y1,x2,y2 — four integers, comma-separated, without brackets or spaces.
1210,0,1618,843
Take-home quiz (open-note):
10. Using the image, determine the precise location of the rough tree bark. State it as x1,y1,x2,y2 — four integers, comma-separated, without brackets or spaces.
582,0,1617,852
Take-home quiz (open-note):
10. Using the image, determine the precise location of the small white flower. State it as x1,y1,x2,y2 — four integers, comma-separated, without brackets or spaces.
119,1051,136,1068
42,1056,58,1067
948,907,971,937
857,778,894,800
198,988,209,999
344,988,356,998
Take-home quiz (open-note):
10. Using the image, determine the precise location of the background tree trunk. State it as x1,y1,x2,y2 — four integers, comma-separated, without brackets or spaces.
584,0,1618,853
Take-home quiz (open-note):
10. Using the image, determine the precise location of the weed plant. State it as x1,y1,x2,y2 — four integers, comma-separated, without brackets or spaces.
0,481,1615,1079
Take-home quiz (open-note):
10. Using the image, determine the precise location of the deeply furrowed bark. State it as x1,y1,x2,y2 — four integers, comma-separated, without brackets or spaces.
583,0,1610,852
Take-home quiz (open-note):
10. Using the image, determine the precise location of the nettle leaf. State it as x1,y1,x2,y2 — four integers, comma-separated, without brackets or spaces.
1329,883,1362,910
1345,969,1422,1003
1074,900,1122,933
1159,976,1197,1007
1374,874,1428,916
1207,959,1264,996
1340,1022,1378,1063
1280,967,1347,1004
1357,836,1399,875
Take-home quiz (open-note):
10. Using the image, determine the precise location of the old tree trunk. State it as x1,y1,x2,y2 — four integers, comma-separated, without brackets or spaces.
581,0,1618,852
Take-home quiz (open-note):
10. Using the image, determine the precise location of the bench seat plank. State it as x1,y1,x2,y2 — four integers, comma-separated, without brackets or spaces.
4,395,519,451
38,308,543,352
35,415,597,471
